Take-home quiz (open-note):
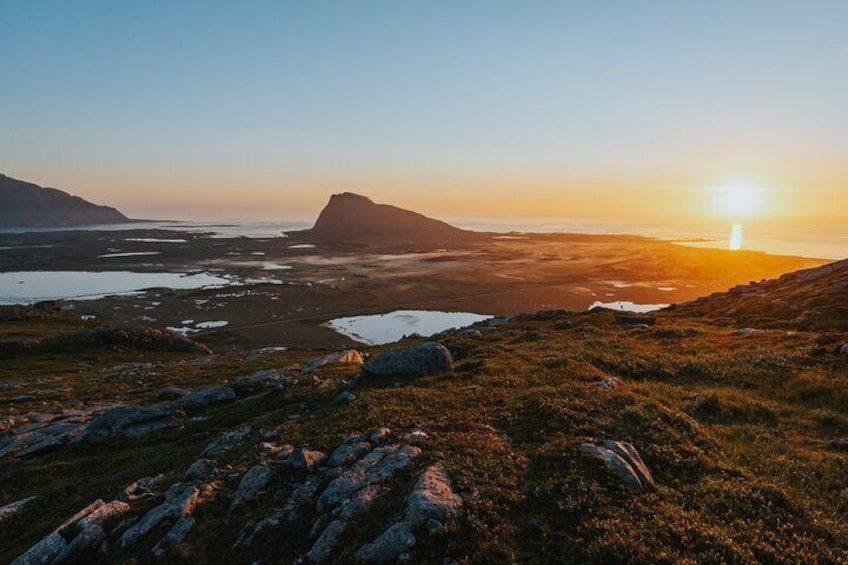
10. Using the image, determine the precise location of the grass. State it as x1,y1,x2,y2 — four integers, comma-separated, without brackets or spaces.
2,306,848,562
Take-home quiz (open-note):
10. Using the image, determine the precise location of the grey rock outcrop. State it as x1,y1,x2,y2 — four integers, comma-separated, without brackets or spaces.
355,521,416,564
78,404,186,443
580,440,655,493
362,342,453,377
405,463,464,526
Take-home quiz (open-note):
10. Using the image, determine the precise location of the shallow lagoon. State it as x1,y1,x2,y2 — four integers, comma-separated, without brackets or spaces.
0,271,234,304
326,310,492,345
589,300,668,313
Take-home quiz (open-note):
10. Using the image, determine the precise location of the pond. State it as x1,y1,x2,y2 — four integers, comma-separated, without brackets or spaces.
589,301,668,313
0,271,234,304
325,310,492,345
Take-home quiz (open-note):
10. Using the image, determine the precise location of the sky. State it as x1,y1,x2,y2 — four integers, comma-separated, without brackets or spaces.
1,1,846,221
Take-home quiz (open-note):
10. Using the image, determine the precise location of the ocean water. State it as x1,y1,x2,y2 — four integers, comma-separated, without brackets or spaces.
447,216,848,260
1,216,844,260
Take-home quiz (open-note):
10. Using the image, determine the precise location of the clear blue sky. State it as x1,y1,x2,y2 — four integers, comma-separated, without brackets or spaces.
1,1,846,219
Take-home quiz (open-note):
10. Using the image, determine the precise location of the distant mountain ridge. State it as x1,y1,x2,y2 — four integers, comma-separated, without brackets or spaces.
0,173,131,227
303,192,473,242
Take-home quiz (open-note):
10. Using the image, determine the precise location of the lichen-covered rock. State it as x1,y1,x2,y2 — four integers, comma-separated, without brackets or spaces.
405,464,464,526
306,519,347,563
283,448,326,473
171,385,235,410
580,440,655,493
230,464,273,509
0,495,38,523
11,531,67,565
183,459,218,483
304,349,365,372
78,404,186,443
362,342,453,377
151,515,195,559
317,444,421,513
120,484,199,548
201,427,251,458
355,521,416,564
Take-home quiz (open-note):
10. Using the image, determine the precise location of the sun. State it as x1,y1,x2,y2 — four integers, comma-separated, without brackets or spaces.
713,184,766,218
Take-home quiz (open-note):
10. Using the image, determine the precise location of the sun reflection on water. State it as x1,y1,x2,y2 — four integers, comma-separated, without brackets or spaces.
729,223,743,250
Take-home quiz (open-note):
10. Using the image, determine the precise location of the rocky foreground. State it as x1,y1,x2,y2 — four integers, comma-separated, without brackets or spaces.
2,294,848,562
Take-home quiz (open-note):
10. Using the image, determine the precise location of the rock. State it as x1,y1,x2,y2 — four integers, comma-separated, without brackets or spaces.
337,391,357,403
53,524,105,564
11,531,67,565
339,484,387,520
405,464,464,526
201,427,251,457
10,394,35,403
283,448,327,473
120,484,200,548
183,459,218,483
152,515,195,559
457,329,483,338
840,343,848,357
304,349,365,372
327,441,372,468
73,327,213,354
159,386,189,399
580,440,655,493
306,519,347,563
231,464,273,509
362,342,453,377
368,428,391,444
117,475,167,502
317,444,421,513
589,377,621,390
830,438,848,451
16,432,73,459
171,385,235,410
72,500,130,533
735,328,761,337
613,312,656,326
78,404,186,443
356,521,416,564
0,495,38,523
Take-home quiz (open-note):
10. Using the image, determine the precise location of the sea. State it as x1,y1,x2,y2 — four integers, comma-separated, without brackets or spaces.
1,216,843,259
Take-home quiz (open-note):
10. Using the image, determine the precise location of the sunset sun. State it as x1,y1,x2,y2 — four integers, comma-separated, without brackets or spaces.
714,184,766,219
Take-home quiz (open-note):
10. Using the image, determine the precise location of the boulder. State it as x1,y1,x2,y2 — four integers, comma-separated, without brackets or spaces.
11,531,67,565
283,448,327,473
230,464,273,509
405,464,464,527
183,459,218,483
362,342,453,377
580,440,655,493
304,350,365,372
78,404,186,443
171,385,235,410
151,515,195,559
120,484,199,548
307,519,347,563
355,521,416,564
201,427,251,458
840,343,848,357
0,496,38,523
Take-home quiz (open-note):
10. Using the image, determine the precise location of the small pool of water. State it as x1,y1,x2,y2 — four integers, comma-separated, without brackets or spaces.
0,271,234,304
325,310,492,345
589,301,668,313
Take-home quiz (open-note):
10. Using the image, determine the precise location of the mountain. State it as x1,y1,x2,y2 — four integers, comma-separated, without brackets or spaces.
302,192,473,241
0,173,131,227
674,257,848,330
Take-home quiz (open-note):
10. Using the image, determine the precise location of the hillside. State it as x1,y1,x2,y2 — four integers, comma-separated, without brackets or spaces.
0,174,130,227
674,257,848,330
2,262,848,563
301,193,474,243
